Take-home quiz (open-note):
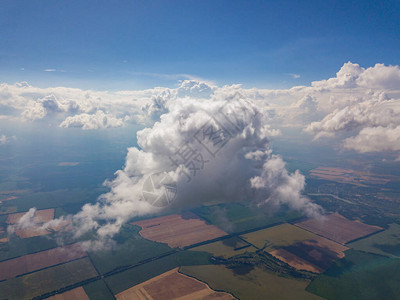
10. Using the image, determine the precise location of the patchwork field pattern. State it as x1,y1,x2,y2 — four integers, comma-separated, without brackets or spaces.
241,223,348,273
0,243,86,281
115,267,235,300
306,250,400,300
271,237,348,273
48,286,89,300
132,213,227,248
240,223,316,250
180,265,322,300
309,167,393,186
295,213,382,244
348,223,400,257
0,257,97,299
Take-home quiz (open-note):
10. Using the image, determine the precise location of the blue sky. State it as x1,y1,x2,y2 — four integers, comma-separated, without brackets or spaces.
1,0,399,90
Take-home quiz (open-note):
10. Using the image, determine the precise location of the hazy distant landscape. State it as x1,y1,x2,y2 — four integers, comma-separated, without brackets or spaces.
1,124,400,299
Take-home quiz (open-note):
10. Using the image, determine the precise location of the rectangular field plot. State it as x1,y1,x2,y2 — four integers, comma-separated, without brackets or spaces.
0,257,97,299
0,243,86,281
241,223,348,273
132,213,227,248
6,208,55,224
191,236,257,259
348,223,400,258
240,223,316,250
105,250,212,295
47,287,89,300
5,208,70,239
271,237,348,273
295,213,382,244
180,265,322,300
115,267,235,300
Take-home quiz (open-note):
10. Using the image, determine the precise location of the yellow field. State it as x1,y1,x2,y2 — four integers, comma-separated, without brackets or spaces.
240,223,316,250
180,265,322,300
192,238,257,259
115,267,235,300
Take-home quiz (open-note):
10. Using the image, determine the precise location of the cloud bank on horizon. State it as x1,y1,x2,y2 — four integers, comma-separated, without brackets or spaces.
3,62,400,248
1,62,400,154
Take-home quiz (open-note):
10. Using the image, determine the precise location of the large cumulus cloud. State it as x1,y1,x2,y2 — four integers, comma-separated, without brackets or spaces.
68,94,320,247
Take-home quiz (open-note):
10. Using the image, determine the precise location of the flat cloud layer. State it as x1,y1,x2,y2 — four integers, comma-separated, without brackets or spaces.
3,61,400,248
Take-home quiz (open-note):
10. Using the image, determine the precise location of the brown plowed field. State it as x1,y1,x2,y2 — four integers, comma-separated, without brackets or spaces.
270,248,321,273
115,267,235,300
47,287,89,300
0,243,86,281
270,236,348,273
132,213,227,248
6,208,55,224
295,213,382,244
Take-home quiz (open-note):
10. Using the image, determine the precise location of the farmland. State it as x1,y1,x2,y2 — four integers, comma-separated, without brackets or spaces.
132,212,227,248
180,265,322,300
240,223,316,250
105,250,212,295
192,236,257,259
83,280,115,300
115,267,235,300
295,213,382,244
239,223,348,273
348,223,400,257
47,287,89,300
88,224,172,275
309,167,393,186
0,257,97,299
0,234,58,261
6,208,55,224
0,243,85,280
306,250,400,300
192,203,302,233
271,237,348,273
4,208,69,239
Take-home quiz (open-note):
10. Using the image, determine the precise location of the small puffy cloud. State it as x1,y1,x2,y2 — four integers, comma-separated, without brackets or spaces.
44,69,57,72
289,73,301,79
0,133,16,145
60,111,125,130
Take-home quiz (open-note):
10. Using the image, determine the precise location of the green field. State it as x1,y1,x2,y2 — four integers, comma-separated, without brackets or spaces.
180,264,322,300
0,257,97,299
191,203,302,233
240,223,316,250
192,236,257,259
348,223,400,257
306,250,400,300
83,279,114,300
105,250,212,295
0,234,58,261
88,224,172,274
